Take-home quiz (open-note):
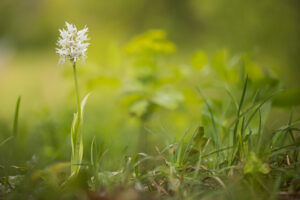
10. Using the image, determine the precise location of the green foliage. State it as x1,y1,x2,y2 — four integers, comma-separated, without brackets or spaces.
212,49,238,82
71,94,89,176
123,30,183,121
152,86,184,110
190,50,207,70
129,99,149,118
244,152,270,174
191,126,207,150
125,30,176,57
1,29,300,200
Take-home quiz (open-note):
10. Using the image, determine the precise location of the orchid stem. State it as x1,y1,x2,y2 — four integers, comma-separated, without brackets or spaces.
72,61,81,117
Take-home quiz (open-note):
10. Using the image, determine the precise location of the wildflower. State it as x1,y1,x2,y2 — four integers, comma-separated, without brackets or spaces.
56,22,91,176
56,22,89,64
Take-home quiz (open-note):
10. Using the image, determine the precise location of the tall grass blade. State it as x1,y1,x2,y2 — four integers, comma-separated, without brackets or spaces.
229,75,248,165
196,87,219,148
233,75,248,145
182,124,202,164
13,96,21,137
255,109,262,154
175,128,190,165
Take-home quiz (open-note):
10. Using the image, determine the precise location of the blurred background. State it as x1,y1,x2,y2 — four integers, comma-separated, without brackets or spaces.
0,0,300,168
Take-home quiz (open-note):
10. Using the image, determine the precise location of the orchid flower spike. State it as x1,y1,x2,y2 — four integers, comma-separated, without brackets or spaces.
56,22,90,65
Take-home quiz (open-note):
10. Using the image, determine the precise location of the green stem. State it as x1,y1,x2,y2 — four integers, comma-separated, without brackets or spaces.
71,61,84,176
72,62,81,118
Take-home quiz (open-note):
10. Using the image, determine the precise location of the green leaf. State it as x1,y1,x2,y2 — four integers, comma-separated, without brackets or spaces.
244,152,270,174
259,163,270,174
191,50,207,70
244,62,263,80
191,126,207,150
152,86,184,110
125,29,176,56
129,100,149,117
71,93,90,176
80,93,90,119
212,50,238,82
212,49,228,80
90,137,97,169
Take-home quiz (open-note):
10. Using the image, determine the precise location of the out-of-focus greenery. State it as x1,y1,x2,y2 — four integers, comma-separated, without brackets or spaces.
0,1,300,199
1,0,300,84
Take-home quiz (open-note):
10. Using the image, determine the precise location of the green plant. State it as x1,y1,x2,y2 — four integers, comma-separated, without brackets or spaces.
56,22,90,177
123,30,183,152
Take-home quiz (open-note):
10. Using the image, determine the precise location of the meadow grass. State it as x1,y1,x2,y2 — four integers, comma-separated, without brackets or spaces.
0,29,299,200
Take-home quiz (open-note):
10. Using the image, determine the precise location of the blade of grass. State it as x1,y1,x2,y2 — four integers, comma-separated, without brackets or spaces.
175,127,191,165
244,90,282,129
193,138,211,178
233,75,248,145
202,146,234,158
13,96,21,137
0,136,14,147
196,87,219,148
224,86,238,110
255,109,262,154
182,124,202,164
229,75,248,165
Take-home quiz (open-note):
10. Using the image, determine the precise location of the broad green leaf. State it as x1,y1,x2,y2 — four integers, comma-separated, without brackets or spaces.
129,100,149,117
152,87,184,110
244,62,263,80
251,77,280,90
212,49,228,81
125,30,176,56
191,50,207,70
212,50,239,82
